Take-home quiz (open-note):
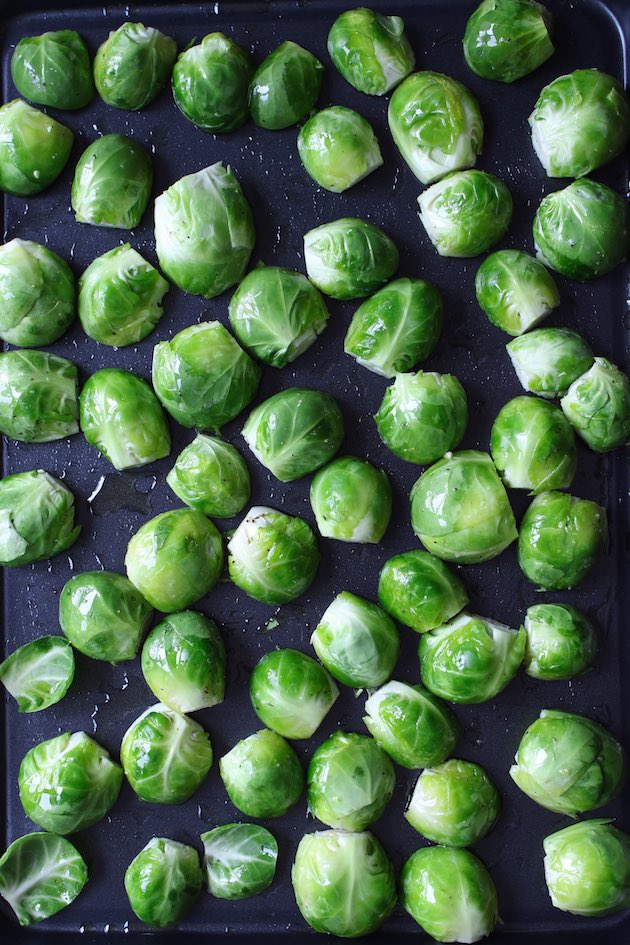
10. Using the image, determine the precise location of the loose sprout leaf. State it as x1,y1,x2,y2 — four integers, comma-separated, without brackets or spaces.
124,837,202,927
0,470,80,567
328,9,414,96
0,832,87,926
94,22,177,111
0,239,75,348
202,824,278,900
0,636,74,713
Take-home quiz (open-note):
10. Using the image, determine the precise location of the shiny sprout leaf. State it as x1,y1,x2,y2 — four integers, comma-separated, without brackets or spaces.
167,434,250,518
328,9,414,95
506,327,594,399
561,357,630,452
125,838,201,928
0,470,80,567
0,350,79,443
310,455,392,544
475,249,560,336
11,30,93,109
523,603,597,680
202,824,278,900
0,99,73,196
0,636,74,713
304,217,399,300
298,106,383,193
378,549,468,634
94,23,177,110
173,32,251,131
219,729,304,818
71,134,152,229
463,0,554,83
0,239,75,348
249,41,323,129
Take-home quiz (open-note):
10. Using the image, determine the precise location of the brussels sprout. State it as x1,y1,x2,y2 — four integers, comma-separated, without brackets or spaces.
510,709,626,815
154,163,255,298
125,837,201,927
249,648,339,739
410,451,517,564
328,8,414,95
121,703,213,804
71,134,152,229
172,33,251,132
125,509,224,612
219,729,304,818
344,278,442,378
229,265,329,368
0,350,79,443
292,830,396,938
0,637,74,713
389,72,483,185
518,491,607,590
311,591,399,689
80,368,170,470
401,846,499,943
530,70,630,179
0,832,87,926
167,435,250,518
378,550,468,634
375,371,468,465
561,358,630,452
0,470,80,567
19,731,123,834
249,41,323,130
0,239,75,347
298,106,383,193
243,388,344,482
475,249,560,337
523,603,597,680
533,178,630,281
310,456,392,543
419,612,526,704
363,681,459,769
78,244,168,347
0,99,72,196
304,218,399,300
463,0,554,83
202,824,278,900
490,396,577,492
94,23,177,110
543,820,630,916
11,30,93,110
418,170,513,258
507,328,594,399
228,506,319,605
405,760,500,847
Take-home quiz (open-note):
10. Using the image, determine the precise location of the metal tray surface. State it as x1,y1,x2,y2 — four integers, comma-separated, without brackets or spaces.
1,1,629,943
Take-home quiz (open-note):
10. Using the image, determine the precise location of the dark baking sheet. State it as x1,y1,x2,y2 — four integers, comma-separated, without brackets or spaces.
1,0,629,942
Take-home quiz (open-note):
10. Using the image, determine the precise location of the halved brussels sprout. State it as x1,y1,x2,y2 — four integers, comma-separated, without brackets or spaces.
475,249,559,337
419,612,526,704
310,456,392,543
0,239,75,347
507,328,594,399
298,106,383,193
249,41,323,129
11,30,93,109
378,550,468,634
410,451,517,564
328,8,414,95
418,170,513,258
249,648,339,739
375,371,468,464
561,358,630,452
0,636,74,712
0,832,87,926
523,603,597,680
304,217,399,300
0,470,80,567
167,435,250,518
518,491,607,589
510,709,626,815
463,0,554,83
202,824,278,900
0,350,79,443
72,134,152,229
94,23,177,110
0,100,73,196
389,72,483,184
173,33,251,131
219,729,304,818
19,731,123,834
406,759,499,847
125,837,201,928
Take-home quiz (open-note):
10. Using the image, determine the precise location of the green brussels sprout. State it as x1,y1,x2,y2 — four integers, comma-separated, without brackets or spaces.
94,22,177,110
475,249,560,337
71,134,152,229
243,388,344,482
125,837,201,927
121,703,213,803
228,506,319,605
561,358,630,452
229,265,329,368
292,830,396,938
530,70,630,179
311,591,399,689
344,278,442,378
510,710,627,815
375,371,468,465
0,470,80,567
463,0,554,83
543,820,630,916
507,328,594,399
518,491,607,590
328,8,414,95
490,396,577,492
0,100,73,196
401,846,499,943
310,456,392,543
378,550,468,634
172,33,251,132
154,163,255,298
80,368,170,470
78,244,168,347
418,170,513,258
0,239,75,347
0,832,87,926
0,636,74,713
219,729,304,818
11,30,93,110
533,178,630,281
19,731,123,834
249,648,339,739
523,603,597,680
167,435,250,518
419,612,526,704
249,41,323,130
0,350,79,443
389,72,483,185
304,217,399,300
410,451,517,564
363,680,459,769
298,106,383,193
202,824,278,900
